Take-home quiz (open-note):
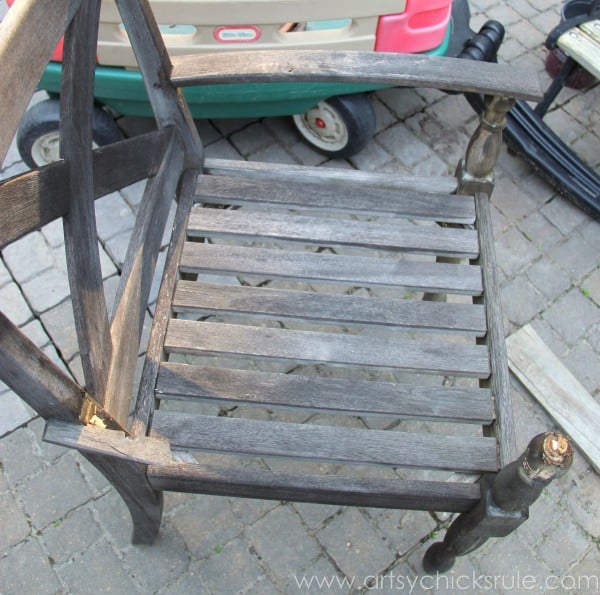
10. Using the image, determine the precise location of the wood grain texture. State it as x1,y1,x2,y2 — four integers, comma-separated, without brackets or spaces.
171,50,543,101
114,0,203,168
44,420,172,465
196,174,474,223
165,320,491,377
83,452,163,544
0,130,170,250
0,311,82,421
173,281,487,335
187,209,479,258
148,462,481,512
0,0,82,163
156,362,495,423
204,158,458,194
150,412,499,472
104,130,184,427
180,243,483,295
60,0,112,401
508,325,600,473
474,193,515,468
130,170,198,437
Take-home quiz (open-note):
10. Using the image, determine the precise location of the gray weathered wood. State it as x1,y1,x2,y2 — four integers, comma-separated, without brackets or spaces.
150,412,499,472
0,0,83,164
171,50,543,101
114,0,203,168
180,243,483,295
60,0,112,401
164,320,491,377
130,170,198,437
0,311,82,421
508,325,600,473
104,130,184,426
44,420,172,465
188,209,479,258
196,174,474,223
156,362,495,423
474,193,515,468
173,281,486,335
148,462,481,512
0,130,171,250
204,158,458,194
83,453,163,544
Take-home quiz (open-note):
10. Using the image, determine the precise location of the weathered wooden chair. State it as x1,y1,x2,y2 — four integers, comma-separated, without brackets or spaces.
0,0,573,572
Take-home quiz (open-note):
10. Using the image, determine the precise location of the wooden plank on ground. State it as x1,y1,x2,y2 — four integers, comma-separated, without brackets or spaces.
507,324,600,473
150,411,499,472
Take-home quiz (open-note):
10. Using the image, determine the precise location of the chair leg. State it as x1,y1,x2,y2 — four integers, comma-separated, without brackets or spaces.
423,432,572,573
85,453,163,544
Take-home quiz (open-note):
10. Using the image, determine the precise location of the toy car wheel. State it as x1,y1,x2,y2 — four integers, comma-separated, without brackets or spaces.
17,98,122,168
292,93,376,159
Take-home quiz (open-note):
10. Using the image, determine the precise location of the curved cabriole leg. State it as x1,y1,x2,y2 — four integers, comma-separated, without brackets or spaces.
423,432,572,573
85,454,163,544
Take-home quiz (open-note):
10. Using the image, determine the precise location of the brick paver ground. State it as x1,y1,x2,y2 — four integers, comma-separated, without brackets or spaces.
1,1,599,593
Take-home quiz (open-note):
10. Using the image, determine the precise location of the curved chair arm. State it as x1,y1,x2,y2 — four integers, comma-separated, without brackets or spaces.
170,49,543,102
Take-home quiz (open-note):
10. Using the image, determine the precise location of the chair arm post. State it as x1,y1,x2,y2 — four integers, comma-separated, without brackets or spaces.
422,432,572,573
457,95,515,195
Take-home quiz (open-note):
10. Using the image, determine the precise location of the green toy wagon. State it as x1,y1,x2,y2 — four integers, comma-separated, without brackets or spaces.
8,0,467,166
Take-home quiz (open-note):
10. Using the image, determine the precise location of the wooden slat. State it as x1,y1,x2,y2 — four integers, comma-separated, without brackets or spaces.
188,209,479,258
130,170,198,437
60,0,112,401
204,158,458,195
173,281,487,335
157,362,495,423
196,175,474,223
103,131,185,427
148,462,481,512
180,243,483,295
165,320,491,377
150,412,499,472
508,325,600,473
170,50,543,101
92,129,171,198
0,0,83,163
0,130,171,250
0,311,82,422
114,0,203,168
474,194,515,467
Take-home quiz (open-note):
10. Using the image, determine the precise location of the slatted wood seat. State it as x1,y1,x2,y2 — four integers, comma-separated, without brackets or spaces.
0,0,573,572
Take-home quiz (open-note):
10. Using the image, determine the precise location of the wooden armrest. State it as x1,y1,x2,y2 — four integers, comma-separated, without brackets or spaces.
170,50,543,102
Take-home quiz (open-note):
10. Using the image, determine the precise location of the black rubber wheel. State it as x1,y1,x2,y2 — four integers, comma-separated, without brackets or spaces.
17,98,122,168
292,93,376,159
